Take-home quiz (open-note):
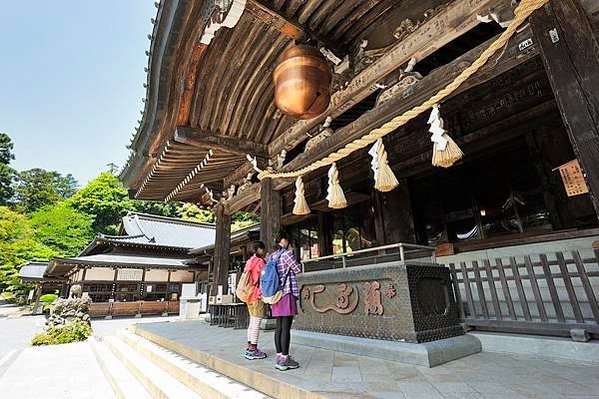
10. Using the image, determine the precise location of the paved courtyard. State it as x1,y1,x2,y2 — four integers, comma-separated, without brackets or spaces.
137,320,599,399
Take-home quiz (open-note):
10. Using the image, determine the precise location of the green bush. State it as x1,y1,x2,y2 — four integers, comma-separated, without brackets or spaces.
31,320,92,346
39,294,58,303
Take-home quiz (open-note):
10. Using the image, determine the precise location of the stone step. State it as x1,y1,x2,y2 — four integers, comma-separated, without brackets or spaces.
90,339,150,399
118,330,271,399
105,336,202,399
132,325,325,399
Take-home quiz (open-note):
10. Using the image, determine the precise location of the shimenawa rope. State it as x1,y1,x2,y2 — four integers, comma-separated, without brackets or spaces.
258,0,549,181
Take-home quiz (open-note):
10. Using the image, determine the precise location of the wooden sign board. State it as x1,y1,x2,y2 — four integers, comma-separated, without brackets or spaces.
117,268,143,281
557,159,589,197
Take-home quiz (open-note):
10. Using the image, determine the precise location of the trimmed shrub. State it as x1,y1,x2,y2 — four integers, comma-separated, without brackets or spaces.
31,320,92,346
39,294,58,303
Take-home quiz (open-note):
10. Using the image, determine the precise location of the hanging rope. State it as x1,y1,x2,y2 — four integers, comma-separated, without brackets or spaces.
292,176,311,215
258,0,549,181
369,139,399,192
326,163,347,209
428,105,464,168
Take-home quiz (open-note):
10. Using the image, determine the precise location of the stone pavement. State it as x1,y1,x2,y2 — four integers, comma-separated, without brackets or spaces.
136,320,599,399
0,342,115,399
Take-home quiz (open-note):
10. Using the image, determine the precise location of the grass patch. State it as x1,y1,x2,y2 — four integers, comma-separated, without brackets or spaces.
39,294,58,303
31,320,92,346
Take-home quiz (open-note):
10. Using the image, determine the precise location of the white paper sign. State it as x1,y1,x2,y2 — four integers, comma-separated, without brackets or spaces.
117,268,143,281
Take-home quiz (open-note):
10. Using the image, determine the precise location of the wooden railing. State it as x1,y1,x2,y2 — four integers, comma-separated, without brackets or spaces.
89,300,179,318
447,250,599,339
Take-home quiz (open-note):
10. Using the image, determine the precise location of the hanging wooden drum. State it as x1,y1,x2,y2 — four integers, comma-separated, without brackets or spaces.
273,45,331,120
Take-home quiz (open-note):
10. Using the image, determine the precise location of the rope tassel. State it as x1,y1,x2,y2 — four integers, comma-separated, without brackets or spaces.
292,176,310,215
368,139,399,192
427,105,464,168
326,163,347,209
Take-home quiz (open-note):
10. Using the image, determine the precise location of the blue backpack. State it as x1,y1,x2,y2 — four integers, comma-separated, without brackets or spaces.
260,250,288,304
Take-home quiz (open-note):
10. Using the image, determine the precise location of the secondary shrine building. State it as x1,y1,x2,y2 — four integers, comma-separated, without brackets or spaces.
120,0,599,339
20,212,215,317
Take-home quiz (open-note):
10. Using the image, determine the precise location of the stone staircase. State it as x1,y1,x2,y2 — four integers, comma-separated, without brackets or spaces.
91,331,271,399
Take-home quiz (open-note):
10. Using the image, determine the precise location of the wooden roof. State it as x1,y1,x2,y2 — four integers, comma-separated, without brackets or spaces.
120,0,412,203
121,0,576,206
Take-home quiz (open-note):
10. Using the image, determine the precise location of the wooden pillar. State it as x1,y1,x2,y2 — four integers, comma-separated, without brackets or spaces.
211,202,231,296
379,179,416,244
260,178,281,245
31,283,43,315
531,0,599,218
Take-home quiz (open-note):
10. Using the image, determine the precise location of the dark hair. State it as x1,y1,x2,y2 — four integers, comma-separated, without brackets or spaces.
275,230,288,243
253,241,266,253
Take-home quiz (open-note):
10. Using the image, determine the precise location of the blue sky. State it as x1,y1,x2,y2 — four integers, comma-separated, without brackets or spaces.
0,1,156,186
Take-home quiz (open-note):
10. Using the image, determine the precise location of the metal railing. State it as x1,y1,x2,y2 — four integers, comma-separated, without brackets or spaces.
301,242,436,272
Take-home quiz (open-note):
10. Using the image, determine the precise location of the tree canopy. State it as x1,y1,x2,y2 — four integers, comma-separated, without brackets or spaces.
69,172,132,234
30,203,95,256
0,133,16,205
14,168,78,212
0,207,57,295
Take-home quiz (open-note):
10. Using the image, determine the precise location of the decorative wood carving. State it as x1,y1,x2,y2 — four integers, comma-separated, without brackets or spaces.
364,281,383,315
268,0,505,156
201,0,247,45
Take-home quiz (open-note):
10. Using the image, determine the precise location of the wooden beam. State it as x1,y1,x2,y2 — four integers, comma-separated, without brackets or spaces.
174,127,268,157
225,182,261,214
211,203,231,296
267,0,505,157
260,178,281,245
245,0,345,56
274,24,540,190
531,0,599,217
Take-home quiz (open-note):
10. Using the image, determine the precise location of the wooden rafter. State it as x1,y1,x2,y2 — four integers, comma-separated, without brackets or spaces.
174,127,268,157
227,23,540,208
274,25,540,188
246,0,346,56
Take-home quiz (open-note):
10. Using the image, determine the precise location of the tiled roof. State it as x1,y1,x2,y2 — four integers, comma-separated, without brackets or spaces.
19,261,67,281
54,252,192,269
189,224,259,254
18,262,48,280
105,212,216,250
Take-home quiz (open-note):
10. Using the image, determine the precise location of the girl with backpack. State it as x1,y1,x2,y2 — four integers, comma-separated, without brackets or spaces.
270,231,302,371
241,241,267,360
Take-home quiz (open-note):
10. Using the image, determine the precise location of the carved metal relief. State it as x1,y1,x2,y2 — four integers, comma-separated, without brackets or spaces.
364,281,383,315
384,283,397,299
302,283,359,314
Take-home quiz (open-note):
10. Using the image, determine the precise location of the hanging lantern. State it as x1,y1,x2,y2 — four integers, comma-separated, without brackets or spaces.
273,45,331,120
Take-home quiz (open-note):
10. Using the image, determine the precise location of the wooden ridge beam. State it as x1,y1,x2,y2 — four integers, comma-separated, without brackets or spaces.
267,0,505,157
174,127,268,157
245,0,345,56
273,25,540,190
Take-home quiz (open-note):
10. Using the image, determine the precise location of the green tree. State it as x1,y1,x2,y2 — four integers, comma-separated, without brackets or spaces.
0,133,14,164
0,206,57,295
0,133,16,205
70,172,132,233
176,203,215,223
14,168,78,212
231,211,259,232
133,201,181,218
30,202,94,256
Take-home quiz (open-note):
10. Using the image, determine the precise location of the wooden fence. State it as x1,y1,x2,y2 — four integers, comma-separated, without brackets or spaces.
447,250,599,338
89,300,180,318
